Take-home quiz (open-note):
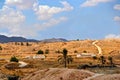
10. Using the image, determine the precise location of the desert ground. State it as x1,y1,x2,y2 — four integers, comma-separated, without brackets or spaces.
0,39,120,80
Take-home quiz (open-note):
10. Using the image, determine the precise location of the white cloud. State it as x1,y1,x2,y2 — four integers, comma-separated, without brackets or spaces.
114,16,120,22
33,1,73,20
0,5,25,30
0,1,69,38
10,17,67,37
5,0,37,10
105,34,120,39
114,4,120,10
81,0,112,7
35,17,67,30
0,5,67,37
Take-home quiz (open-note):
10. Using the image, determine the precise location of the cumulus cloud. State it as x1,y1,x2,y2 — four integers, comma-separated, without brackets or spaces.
0,5,67,37
105,34,120,39
33,1,73,20
0,0,69,38
35,17,67,30
9,17,67,37
81,0,112,7
114,4,120,10
0,5,25,31
5,0,36,10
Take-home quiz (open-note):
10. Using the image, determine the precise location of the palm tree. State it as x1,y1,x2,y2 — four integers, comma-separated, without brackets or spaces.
67,56,73,64
58,48,73,68
63,48,68,68
58,55,73,67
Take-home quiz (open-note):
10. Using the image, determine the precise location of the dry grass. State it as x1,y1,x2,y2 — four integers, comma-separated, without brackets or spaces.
0,39,120,79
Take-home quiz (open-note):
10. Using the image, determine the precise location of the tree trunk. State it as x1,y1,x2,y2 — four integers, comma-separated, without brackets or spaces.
64,57,67,68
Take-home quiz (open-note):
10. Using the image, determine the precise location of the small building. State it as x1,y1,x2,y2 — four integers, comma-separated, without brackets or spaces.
76,53,96,58
33,55,46,59
25,55,46,59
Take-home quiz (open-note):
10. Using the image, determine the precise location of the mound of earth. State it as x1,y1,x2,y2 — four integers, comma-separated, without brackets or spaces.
22,68,94,80
4,62,19,70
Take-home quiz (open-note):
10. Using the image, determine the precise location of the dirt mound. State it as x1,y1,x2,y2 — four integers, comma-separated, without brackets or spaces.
22,68,94,80
4,62,19,70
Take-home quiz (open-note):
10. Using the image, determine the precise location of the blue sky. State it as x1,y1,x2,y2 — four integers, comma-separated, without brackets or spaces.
0,0,120,40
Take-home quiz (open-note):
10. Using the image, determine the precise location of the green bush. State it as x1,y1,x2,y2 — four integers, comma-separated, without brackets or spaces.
10,56,19,62
37,50,44,54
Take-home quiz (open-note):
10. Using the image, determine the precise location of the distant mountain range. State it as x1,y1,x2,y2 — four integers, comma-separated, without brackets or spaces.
40,38,68,42
0,35,68,43
0,35,38,43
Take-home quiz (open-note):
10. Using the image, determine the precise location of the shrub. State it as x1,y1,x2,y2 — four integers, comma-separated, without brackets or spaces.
26,42,29,46
0,46,2,50
10,56,19,62
21,42,24,46
83,50,87,53
74,50,78,53
45,49,49,54
37,50,44,54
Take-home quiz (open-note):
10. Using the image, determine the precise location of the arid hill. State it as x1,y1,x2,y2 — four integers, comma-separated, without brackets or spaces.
21,68,120,80
22,68,95,80
0,39,120,59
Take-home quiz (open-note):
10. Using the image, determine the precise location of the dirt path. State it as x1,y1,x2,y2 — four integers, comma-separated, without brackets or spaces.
92,40,102,55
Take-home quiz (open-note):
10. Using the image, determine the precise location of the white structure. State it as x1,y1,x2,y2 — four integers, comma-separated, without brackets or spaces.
76,53,96,58
25,55,46,59
33,55,45,59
